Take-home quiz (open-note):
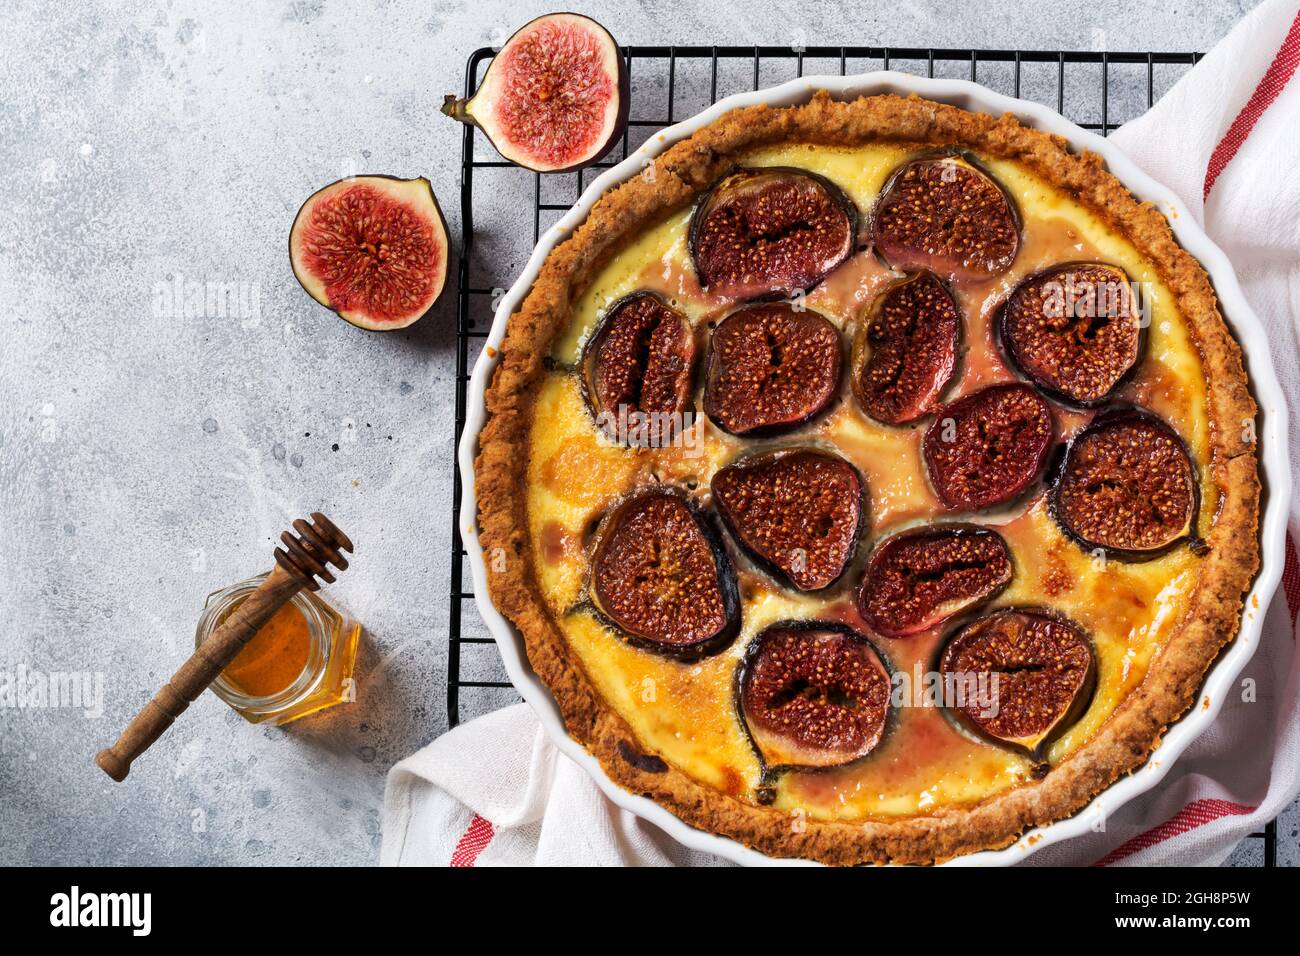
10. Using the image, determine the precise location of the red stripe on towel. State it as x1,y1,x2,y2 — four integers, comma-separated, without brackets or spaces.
1203,9,1300,199
450,813,495,867
1093,799,1255,865
1283,531,1300,635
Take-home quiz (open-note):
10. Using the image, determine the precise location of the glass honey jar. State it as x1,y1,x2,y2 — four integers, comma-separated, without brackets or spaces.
195,573,361,725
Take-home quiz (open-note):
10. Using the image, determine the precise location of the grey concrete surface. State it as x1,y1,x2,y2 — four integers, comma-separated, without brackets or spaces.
0,0,1294,867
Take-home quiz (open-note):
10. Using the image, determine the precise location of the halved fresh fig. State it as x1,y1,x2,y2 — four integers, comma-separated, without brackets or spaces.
1000,262,1144,406
871,153,1020,282
712,449,864,592
923,383,1055,511
589,490,739,659
939,608,1095,761
1050,407,1198,560
689,167,858,300
441,14,629,173
289,175,448,331
858,525,1013,637
703,303,842,436
580,292,696,445
738,621,891,771
852,271,960,424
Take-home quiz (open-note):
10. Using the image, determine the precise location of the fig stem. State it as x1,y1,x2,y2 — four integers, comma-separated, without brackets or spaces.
441,94,473,124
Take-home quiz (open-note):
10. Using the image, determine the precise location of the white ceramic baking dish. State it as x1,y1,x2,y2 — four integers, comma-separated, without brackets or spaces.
456,71,1291,866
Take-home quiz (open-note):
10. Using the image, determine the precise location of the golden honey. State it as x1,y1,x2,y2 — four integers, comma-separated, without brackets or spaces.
195,573,361,725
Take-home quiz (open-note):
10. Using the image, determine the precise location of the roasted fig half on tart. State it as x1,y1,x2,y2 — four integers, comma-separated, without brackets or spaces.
939,608,1095,762
441,13,629,173
289,175,449,331
738,621,892,774
580,291,697,446
689,167,858,300
1050,406,1199,561
588,490,740,660
703,303,843,436
711,448,865,592
870,152,1021,282
858,525,1013,638
923,382,1055,511
852,270,961,425
999,262,1145,407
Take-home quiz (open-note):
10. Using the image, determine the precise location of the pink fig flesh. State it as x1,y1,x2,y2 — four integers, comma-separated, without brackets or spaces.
288,176,448,331
443,14,628,173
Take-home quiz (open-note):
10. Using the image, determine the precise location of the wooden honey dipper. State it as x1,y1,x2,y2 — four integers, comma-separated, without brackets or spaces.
95,512,353,782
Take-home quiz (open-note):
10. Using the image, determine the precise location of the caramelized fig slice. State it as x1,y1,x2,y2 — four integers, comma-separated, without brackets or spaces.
580,292,697,445
590,491,739,659
939,608,1095,760
871,153,1020,282
858,525,1013,637
689,167,858,300
852,271,960,424
1000,262,1143,406
703,303,843,436
712,449,864,591
923,383,1055,511
1050,407,1198,560
739,621,891,771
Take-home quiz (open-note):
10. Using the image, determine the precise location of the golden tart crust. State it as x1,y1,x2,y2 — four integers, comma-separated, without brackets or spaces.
473,93,1260,865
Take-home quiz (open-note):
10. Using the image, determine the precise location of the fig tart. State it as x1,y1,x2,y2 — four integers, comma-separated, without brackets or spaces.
473,93,1260,864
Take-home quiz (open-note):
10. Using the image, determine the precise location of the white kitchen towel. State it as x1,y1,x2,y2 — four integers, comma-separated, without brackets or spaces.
383,0,1300,867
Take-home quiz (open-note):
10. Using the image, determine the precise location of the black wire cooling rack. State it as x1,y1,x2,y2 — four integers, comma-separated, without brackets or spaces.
446,44,1277,866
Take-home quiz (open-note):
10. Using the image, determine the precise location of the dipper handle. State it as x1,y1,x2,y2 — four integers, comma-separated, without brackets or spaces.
95,513,352,782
